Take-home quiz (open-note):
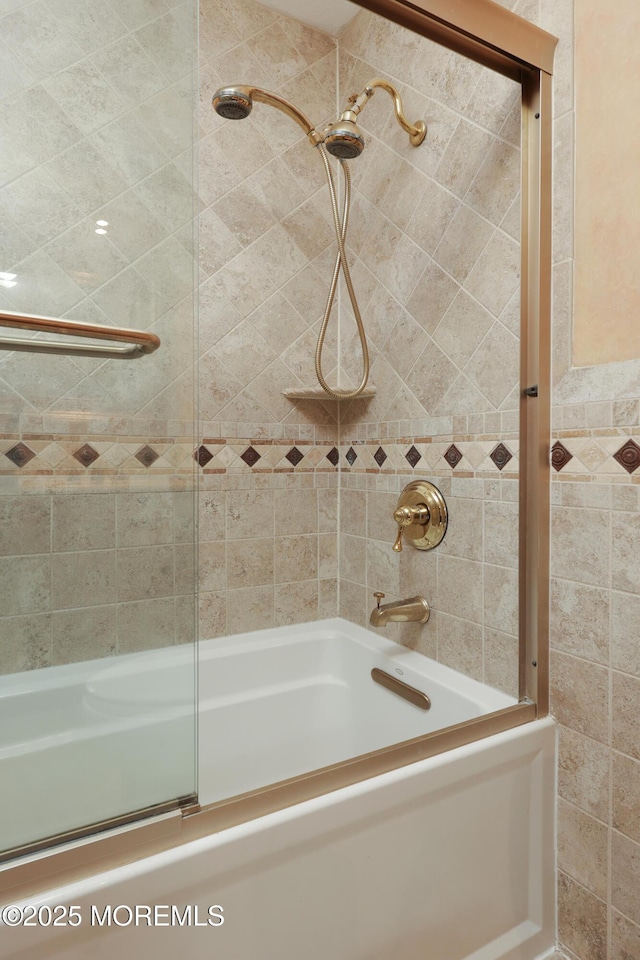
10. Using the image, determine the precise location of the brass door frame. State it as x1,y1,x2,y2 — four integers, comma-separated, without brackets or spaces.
0,0,556,899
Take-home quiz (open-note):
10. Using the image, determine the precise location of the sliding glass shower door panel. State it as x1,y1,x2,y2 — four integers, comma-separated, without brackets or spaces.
0,0,198,857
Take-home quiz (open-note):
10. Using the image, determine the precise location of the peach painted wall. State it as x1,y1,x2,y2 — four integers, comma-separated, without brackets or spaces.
573,0,640,367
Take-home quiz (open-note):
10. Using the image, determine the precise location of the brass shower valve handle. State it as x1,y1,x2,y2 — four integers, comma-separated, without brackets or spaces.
391,480,448,553
392,504,430,552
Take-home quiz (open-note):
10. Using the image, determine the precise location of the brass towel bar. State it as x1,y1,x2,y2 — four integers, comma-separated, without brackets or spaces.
0,311,160,359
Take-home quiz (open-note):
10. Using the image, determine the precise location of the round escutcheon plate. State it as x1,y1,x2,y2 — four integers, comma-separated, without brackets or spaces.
396,479,448,550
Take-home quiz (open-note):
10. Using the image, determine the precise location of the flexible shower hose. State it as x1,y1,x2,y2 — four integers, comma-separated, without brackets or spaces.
314,146,370,401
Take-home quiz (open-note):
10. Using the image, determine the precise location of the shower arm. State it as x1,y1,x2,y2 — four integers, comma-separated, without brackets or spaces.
339,78,426,147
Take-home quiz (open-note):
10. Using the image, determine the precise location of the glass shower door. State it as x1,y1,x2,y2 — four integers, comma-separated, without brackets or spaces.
0,0,198,858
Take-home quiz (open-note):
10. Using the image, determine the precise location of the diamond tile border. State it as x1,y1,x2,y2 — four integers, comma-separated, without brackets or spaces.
5,433,640,479
490,442,513,471
613,438,640,474
551,440,573,472
373,446,387,467
240,446,261,467
4,442,36,468
444,444,463,469
73,443,100,467
195,445,214,467
405,445,422,468
285,446,304,467
134,445,159,468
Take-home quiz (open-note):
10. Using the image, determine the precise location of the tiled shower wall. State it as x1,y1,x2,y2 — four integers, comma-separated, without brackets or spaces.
196,0,524,695
196,0,341,636
0,0,198,671
334,9,523,695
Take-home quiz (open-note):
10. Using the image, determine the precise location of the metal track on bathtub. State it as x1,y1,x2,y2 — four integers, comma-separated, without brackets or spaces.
371,668,431,710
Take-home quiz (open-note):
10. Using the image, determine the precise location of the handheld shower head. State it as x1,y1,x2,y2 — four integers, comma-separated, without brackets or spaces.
211,85,322,145
322,117,365,160
212,86,253,120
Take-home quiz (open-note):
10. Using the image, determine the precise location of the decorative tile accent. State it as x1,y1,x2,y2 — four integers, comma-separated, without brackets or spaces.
196,445,214,467
4,442,36,468
444,444,463,468
490,442,513,471
134,445,159,468
240,446,261,467
326,447,339,466
345,446,357,466
551,440,573,472
285,446,304,466
405,445,422,468
373,446,387,467
73,443,100,467
613,438,640,474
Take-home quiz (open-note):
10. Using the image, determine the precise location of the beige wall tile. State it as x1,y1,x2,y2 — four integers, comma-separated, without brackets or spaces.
484,563,518,634
0,613,51,673
612,592,640,678
558,798,608,900
551,579,610,665
432,292,494,373
558,726,610,822
227,489,274,539
0,495,50,556
437,614,483,682
199,540,226,593
612,831,640,927
275,579,318,626
318,578,338,619
227,538,273,588
226,584,274,635
612,910,640,960
558,871,607,960
484,628,518,697
612,511,640,596
116,545,173,602
52,551,115,610
275,534,318,583
433,204,494,283
438,497,485,564
274,488,317,535
612,672,640,761
339,577,367,629
613,752,640,845
116,492,173,547
551,652,609,744
199,590,226,639
52,606,116,664
117,598,174,654
439,556,483,623
551,506,611,587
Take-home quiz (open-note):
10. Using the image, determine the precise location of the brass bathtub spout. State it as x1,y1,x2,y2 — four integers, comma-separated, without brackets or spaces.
369,593,430,627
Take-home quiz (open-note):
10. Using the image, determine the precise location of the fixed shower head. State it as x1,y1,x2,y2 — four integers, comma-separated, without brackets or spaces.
323,79,426,161
212,86,253,120
322,117,365,160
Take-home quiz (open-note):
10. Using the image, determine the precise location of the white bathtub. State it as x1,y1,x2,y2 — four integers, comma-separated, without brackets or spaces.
0,619,556,960
192,619,515,802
